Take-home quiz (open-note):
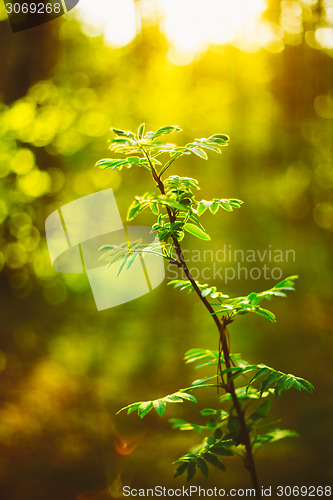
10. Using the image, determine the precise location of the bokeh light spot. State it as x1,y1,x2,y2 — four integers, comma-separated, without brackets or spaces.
17,169,51,198
75,0,138,47
315,27,333,49
5,242,29,269
314,93,333,119
0,200,8,224
8,101,36,130
10,149,35,175
313,202,333,231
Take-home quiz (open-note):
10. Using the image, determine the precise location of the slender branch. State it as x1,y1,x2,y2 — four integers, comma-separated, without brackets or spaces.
143,148,261,498
142,148,160,185
159,151,183,177
173,231,261,498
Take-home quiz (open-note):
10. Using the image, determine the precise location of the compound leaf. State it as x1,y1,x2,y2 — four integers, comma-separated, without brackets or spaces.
202,453,226,471
196,457,209,477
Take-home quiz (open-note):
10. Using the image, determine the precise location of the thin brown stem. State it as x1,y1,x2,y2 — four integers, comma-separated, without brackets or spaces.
142,148,261,498
174,241,261,498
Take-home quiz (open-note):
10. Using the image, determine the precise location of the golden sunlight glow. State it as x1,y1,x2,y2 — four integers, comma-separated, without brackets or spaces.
74,0,333,62
315,27,333,49
74,0,272,58
159,0,269,63
75,0,138,47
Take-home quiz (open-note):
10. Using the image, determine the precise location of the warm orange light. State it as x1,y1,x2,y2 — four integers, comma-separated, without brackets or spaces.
114,431,145,456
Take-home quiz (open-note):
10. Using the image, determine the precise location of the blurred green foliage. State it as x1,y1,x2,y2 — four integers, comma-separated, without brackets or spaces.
0,1,332,499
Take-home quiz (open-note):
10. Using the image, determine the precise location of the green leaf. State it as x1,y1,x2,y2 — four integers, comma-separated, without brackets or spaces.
253,307,276,323
249,400,271,422
138,123,145,139
116,402,141,415
196,457,209,478
127,198,148,221
219,199,233,211
184,348,220,368
208,133,229,142
245,365,314,399
117,386,198,419
295,378,314,393
150,202,159,215
225,368,245,382
202,453,226,471
95,158,127,170
191,375,216,388
138,401,154,418
159,197,191,212
247,367,271,390
153,126,182,139
260,372,283,396
196,142,221,154
169,418,203,433
207,134,229,145
164,175,199,192
274,374,294,398
228,198,244,207
125,251,140,271
209,202,219,214
184,223,211,240
175,391,197,403
187,461,196,482
188,146,208,160
275,275,298,290
116,252,132,277
164,395,183,403
214,428,223,440
227,415,241,440
210,444,233,456
174,463,188,478
254,276,298,306
153,399,166,416
254,428,299,445
197,202,208,216
201,408,224,417
112,128,135,138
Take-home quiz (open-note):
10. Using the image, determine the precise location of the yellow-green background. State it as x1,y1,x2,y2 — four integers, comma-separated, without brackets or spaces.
0,2,332,499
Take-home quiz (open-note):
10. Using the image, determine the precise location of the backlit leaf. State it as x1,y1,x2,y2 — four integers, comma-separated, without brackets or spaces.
184,223,211,240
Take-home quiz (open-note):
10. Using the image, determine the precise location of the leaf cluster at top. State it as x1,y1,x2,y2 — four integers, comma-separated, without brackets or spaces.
96,125,238,252
96,125,245,281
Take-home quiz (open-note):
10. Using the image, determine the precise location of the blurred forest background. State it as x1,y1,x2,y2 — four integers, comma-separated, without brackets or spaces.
0,1,332,499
